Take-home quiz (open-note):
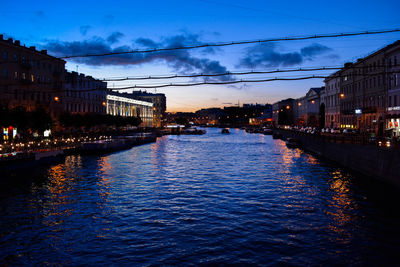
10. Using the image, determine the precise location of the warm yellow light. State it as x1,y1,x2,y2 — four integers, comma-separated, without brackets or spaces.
54,96,60,102
340,93,344,98
286,105,290,109
102,101,107,106
298,102,302,106
311,100,315,104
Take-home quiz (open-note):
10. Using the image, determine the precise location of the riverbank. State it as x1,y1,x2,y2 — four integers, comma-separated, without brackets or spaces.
0,133,157,172
274,129,400,188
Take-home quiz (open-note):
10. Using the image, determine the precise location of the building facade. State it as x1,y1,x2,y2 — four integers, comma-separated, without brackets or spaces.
323,72,341,129
386,43,400,136
272,98,295,126
106,92,153,127
130,91,166,128
64,71,107,115
0,35,66,117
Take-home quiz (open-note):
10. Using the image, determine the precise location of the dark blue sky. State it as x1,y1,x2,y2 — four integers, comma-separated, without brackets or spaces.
1,0,399,111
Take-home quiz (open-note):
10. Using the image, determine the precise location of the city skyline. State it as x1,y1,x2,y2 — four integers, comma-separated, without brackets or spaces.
1,0,399,112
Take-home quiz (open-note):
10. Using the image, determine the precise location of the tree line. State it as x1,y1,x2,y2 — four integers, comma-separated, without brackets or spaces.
0,105,142,135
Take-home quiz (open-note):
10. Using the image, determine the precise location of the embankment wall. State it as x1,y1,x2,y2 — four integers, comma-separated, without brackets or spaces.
275,129,400,188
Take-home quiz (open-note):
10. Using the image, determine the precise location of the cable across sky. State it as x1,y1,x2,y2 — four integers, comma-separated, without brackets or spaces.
60,29,400,59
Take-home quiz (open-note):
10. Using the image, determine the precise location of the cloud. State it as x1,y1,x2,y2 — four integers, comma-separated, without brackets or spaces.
238,43,335,68
301,43,332,58
107,32,124,44
44,33,232,81
80,25,91,36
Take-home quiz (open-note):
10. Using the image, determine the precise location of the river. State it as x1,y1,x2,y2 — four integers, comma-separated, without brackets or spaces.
0,127,399,266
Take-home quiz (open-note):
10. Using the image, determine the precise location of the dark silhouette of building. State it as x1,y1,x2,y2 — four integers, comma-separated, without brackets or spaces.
0,35,66,118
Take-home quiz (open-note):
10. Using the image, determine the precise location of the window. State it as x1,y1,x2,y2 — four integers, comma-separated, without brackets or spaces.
14,71,18,79
3,69,7,77
31,74,34,82
3,52,7,60
22,73,26,79
389,96,392,107
395,95,398,106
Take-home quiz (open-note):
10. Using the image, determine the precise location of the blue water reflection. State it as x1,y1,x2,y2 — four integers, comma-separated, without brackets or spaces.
0,128,399,266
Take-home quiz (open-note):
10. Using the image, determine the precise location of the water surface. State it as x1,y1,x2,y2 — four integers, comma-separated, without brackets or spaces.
1,128,399,266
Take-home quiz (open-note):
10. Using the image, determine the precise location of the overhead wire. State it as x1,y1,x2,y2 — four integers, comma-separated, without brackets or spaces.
60,29,400,59
100,67,341,81
1,70,399,92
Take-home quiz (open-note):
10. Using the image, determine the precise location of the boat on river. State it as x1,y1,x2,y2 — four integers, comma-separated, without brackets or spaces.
182,127,206,135
221,128,230,134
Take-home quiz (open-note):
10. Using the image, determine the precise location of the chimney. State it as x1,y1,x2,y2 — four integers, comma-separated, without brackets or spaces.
29,46,36,51
8,38,13,43
0,34,3,40
14,40,20,46
344,62,353,68
41,50,47,55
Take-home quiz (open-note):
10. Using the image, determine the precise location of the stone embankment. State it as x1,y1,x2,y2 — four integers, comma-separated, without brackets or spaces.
275,129,400,188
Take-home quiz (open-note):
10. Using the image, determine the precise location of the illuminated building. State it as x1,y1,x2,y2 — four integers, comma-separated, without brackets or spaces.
129,91,166,128
106,92,153,127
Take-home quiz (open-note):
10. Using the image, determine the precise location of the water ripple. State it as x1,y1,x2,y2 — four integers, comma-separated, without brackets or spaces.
1,128,400,266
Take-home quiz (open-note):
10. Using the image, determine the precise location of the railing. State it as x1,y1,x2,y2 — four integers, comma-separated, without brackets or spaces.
278,129,400,149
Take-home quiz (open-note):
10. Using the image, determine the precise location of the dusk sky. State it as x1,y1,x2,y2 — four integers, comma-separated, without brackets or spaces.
1,0,399,112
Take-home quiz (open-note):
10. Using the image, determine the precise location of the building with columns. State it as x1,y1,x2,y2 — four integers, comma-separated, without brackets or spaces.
106,92,153,127
130,91,166,128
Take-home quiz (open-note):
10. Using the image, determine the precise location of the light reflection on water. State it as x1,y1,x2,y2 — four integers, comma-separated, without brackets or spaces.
0,127,399,266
